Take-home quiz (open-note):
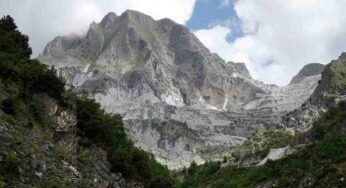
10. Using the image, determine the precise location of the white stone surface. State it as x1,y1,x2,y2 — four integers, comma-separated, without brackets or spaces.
38,10,323,169
257,146,294,166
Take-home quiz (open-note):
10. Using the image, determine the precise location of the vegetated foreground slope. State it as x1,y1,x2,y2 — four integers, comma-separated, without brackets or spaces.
179,102,346,188
0,15,174,188
39,10,324,168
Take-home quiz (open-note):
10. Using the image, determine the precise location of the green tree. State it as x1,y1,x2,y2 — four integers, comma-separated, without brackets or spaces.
0,15,32,58
0,15,17,31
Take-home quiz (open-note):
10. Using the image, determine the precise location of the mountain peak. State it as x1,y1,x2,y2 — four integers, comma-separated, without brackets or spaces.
123,9,143,15
121,9,153,20
39,10,323,168
100,12,117,27
339,52,346,59
289,63,325,84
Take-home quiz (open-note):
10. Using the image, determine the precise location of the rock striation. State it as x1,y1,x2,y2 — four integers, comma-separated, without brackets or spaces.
39,10,324,169
282,53,346,132
0,94,130,187
289,63,325,85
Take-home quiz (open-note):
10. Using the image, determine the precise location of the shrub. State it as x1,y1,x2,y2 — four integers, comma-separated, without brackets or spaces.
0,153,19,174
1,98,15,114
149,176,175,188
53,144,69,159
187,161,197,176
77,147,92,164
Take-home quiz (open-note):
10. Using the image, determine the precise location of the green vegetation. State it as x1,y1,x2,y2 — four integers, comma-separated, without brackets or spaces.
76,95,173,187
77,147,92,164
180,102,346,188
0,15,75,187
0,15,174,188
0,153,19,177
0,15,66,129
231,128,294,160
1,14,345,188
151,119,198,145
331,58,346,86
53,143,70,159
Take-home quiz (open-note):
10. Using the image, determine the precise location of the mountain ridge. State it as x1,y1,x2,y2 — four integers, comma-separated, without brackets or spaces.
1,12,346,188
39,10,325,169
289,63,325,85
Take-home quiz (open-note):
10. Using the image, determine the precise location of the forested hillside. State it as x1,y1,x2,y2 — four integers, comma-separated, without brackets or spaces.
0,15,173,188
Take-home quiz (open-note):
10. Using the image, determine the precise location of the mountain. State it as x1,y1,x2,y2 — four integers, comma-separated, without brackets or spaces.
39,10,324,169
289,63,325,85
180,101,346,188
2,12,345,188
0,16,173,188
179,56,346,187
282,53,346,132
0,18,126,187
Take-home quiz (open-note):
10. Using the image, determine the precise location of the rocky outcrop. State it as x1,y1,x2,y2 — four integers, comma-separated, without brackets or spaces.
79,145,130,188
257,146,295,166
39,10,323,169
289,63,325,85
282,53,346,132
0,94,130,187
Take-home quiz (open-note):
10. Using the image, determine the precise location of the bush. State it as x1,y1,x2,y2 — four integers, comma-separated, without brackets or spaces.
53,144,70,159
187,161,197,176
30,65,65,101
0,152,20,180
149,176,175,188
77,147,92,164
1,98,15,114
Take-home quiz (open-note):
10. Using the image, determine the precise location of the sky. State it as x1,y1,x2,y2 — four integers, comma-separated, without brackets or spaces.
1,0,346,86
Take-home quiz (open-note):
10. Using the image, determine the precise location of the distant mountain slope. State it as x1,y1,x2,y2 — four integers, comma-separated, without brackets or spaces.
289,63,325,84
180,102,346,188
283,53,346,132
39,10,324,169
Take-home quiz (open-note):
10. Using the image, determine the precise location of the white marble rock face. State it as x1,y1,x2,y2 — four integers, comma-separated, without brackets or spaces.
39,10,324,169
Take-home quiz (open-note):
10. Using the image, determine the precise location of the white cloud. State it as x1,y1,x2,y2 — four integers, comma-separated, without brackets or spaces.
194,25,274,82
194,0,346,86
61,1,105,34
219,0,232,8
114,0,196,25
0,0,196,57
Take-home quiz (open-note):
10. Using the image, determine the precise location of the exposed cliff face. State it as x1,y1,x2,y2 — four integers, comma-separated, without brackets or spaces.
0,94,130,187
282,54,346,132
39,10,323,169
179,102,346,188
289,63,325,85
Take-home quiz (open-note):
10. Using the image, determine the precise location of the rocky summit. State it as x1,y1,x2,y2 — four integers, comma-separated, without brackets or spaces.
282,53,346,132
39,10,325,169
